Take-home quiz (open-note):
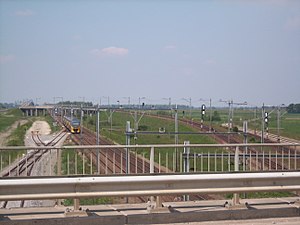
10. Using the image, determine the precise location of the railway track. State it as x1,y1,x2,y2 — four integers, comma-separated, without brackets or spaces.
55,111,298,202
146,112,297,171
1,130,67,208
70,127,174,203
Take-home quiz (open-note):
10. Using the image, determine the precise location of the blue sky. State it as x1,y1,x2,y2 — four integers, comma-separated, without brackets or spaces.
0,0,299,107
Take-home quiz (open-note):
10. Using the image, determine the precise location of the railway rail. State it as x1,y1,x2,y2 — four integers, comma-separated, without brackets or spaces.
139,112,299,171
70,127,191,202
54,112,299,202
1,131,67,208
55,112,211,202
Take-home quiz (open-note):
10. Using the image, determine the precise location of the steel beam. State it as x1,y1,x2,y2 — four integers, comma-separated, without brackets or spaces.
1,172,300,201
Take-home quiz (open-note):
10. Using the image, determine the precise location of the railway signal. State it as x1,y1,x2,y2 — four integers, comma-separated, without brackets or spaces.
264,112,269,125
200,104,206,129
201,104,206,118
264,112,269,138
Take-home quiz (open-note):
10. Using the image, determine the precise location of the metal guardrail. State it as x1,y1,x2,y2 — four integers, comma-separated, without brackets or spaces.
1,172,300,202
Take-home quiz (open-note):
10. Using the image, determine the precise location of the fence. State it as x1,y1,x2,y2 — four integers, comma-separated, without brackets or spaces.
0,143,299,177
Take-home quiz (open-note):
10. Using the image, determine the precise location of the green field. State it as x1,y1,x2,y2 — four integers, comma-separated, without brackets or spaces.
0,109,24,132
188,108,300,141
82,110,216,145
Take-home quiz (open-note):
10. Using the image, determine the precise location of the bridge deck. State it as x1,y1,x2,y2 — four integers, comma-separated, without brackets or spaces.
1,197,299,225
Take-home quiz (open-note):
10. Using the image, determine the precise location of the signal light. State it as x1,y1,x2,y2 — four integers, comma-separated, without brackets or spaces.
264,112,268,124
201,104,206,115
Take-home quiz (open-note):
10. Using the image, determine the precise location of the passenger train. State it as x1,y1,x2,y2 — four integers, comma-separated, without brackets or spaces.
63,116,81,134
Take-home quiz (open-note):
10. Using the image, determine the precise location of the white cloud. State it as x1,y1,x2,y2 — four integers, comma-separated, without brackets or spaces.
284,15,300,31
91,47,129,57
0,54,15,64
15,9,34,16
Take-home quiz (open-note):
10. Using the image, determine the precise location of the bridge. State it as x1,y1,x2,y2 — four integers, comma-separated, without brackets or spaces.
1,142,300,224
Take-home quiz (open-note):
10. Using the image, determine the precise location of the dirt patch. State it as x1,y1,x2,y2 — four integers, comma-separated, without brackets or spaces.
0,119,28,146
26,121,51,137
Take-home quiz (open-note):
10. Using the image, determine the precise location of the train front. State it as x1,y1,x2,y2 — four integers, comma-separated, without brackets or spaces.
71,118,81,134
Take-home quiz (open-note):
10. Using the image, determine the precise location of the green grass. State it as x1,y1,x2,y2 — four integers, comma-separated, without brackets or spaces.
82,111,217,145
6,121,33,146
61,148,113,206
226,191,295,199
192,108,300,141
43,114,61,133
0,108,24,132
1,120,32,169
272,114,300,140
63,197,112,206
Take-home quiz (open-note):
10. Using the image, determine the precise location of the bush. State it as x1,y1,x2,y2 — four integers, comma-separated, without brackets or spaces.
138,125,148,131
212,111,221,121
232,126,239,132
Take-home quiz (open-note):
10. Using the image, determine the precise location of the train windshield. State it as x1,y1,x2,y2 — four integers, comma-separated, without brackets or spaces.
72,121,80,126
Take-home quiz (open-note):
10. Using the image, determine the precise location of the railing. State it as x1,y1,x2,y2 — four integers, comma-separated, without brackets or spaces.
1,172,300,208
0,143,299,177
1,143,299,211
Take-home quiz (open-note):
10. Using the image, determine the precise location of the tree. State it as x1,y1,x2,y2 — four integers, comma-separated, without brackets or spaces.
287,103,300,113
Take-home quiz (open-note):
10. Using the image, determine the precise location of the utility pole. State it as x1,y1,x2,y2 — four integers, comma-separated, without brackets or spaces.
138,97,145,109
183,141,190,201
175,106,179,172
254,107,257,135
277,106,280,142
130,110,145,139
243,121,248,154
123,97,130,108
220,99,247,143
163,97,172,116
96,105,100,174
182,98,192,120
261,103,265,144
189,97,192,120
80,104,83,145
219,99,233,132
209,98,212,132
125,121,131,174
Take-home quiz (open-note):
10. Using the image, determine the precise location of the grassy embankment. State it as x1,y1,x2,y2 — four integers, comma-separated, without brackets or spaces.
0,109,61,170
0,108,25,133
0,109,32,170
